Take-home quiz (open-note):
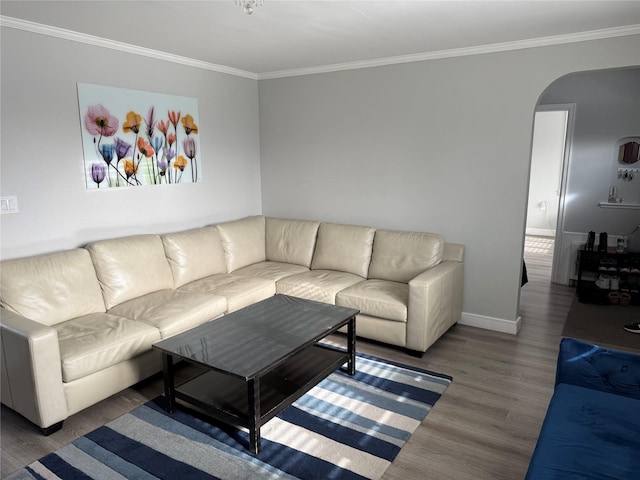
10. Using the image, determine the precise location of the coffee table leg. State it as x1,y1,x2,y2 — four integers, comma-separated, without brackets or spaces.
347,316,356,375
248,378,261,454
162,354,176,413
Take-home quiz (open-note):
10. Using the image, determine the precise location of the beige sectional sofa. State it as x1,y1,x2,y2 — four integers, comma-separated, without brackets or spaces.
0,215,464,434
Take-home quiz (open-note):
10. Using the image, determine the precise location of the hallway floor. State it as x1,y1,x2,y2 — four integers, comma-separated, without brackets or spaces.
524,235,554,279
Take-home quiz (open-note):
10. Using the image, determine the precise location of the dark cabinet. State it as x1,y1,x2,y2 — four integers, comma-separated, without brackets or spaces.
576,250,640,305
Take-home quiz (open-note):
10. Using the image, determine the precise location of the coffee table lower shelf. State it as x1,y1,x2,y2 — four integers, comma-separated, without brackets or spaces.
164,344,350,453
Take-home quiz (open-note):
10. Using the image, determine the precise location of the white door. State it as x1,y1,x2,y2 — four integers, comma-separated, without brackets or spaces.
526,104,575,284
526,110,568,237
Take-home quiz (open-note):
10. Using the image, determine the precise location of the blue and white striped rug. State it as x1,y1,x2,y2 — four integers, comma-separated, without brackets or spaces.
11,353,451,480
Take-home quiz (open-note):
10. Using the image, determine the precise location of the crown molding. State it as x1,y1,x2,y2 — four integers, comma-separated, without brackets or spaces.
0,16,258,80
259,24,640,79
2,15,638,81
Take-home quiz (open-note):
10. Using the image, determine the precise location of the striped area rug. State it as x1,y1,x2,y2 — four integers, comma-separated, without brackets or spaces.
10,353,451,480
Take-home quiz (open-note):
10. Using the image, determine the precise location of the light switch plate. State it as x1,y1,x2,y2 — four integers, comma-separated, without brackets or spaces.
0,196,19,214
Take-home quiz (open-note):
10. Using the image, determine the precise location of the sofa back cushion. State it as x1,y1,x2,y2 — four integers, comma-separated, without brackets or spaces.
0,249,106,326
368,229,445,283
86,235,174,309
161,226,227,287
216,216,266,273
311,222,375,278
266,218,319,267
556,338,640,400
444,243,465,263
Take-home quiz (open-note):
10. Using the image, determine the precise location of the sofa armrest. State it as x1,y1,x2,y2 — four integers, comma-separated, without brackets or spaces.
406,259,464,352
555,337,640,400
1,308,68,428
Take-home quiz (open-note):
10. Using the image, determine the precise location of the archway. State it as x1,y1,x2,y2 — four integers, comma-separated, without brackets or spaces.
524,67,640,290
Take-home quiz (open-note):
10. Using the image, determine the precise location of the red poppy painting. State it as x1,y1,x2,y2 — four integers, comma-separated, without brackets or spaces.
78,83,202,189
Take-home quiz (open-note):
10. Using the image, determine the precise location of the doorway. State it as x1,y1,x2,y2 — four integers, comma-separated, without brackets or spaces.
525,105,574,283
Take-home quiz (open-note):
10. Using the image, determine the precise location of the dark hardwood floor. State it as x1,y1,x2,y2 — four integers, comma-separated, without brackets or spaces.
1,236,574,479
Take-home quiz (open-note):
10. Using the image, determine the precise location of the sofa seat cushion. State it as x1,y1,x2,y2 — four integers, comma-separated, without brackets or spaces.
276,270,364,304
108,290,227,338
178,274,275,313
336,280,408,322
525,383,640,480
55,313,161,383
234,261,309,282
0,249,106,326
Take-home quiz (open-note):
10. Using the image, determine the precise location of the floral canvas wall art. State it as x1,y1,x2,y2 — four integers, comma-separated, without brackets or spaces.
78,83,202,189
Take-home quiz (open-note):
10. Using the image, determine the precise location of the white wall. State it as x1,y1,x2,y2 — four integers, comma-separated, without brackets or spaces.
259,36,640,331
540,68,640,237
0,27,262,260
526,111,567,236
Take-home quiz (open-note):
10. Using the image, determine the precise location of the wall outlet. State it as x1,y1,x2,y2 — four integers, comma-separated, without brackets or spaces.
0,196,19,214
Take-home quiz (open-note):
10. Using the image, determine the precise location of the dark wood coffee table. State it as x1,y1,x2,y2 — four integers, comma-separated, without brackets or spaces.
152,294,358,454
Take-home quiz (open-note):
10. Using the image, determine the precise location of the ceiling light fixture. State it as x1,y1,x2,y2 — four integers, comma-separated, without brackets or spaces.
236,0,263,15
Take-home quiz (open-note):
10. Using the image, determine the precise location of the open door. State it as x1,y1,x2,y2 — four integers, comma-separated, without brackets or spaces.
526,104,575,284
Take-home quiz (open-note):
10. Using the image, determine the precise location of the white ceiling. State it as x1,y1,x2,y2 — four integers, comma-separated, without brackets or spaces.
2,1,639,78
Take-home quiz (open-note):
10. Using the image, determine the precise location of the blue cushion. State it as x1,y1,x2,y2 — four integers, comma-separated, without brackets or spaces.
526,383,640,479
556,338,640,400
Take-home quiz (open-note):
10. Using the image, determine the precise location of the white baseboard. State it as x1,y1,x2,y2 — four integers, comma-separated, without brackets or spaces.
459,312,521,334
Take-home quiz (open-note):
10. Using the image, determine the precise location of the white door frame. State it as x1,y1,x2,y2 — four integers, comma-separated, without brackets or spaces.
534,103,576,284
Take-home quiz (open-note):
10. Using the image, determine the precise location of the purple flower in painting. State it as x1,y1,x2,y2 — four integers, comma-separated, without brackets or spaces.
144,106,156,139
157,160,167,173
91,163,106,187
114,137,132,160
99,143,115,165
182,137,196,159
163,147,175,161
182,137,197,182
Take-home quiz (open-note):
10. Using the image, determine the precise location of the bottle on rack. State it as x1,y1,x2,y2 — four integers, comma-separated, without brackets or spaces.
617,234,627,253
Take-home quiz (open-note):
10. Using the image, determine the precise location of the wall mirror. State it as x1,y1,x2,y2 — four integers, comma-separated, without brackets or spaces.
617,137,640,164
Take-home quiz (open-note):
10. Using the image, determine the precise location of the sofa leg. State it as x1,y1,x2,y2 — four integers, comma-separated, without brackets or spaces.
40,421,63,436
406,349,424,358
